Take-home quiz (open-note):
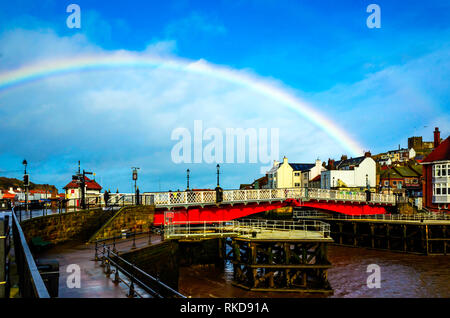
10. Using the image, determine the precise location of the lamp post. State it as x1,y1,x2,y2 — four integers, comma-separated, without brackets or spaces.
186,169,190,190
22,159,29,212
132,167,139,205
216,164,220,187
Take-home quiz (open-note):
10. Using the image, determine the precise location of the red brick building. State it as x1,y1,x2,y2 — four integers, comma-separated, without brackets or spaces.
421,135,450,212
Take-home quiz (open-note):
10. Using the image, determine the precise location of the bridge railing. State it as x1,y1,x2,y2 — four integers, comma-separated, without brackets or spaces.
293,210,450,222
99,188,396,209
164,219,331,240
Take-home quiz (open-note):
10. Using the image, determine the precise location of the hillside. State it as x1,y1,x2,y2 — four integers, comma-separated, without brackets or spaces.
0,176,58,193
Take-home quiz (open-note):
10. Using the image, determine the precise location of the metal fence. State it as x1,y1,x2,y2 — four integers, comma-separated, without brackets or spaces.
94,241,185,298
0,214,9,298
164,218,331,240
10,209,50,298
293,209,450,222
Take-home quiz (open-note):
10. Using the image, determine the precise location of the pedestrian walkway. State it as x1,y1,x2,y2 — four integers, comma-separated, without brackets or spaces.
36,234,162,298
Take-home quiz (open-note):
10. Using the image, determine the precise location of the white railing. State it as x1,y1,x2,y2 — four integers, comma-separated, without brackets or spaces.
164,219,331,240
92,188,396,208
293,210,450,222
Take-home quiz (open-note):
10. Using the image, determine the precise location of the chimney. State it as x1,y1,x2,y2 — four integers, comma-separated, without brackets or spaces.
364,151,372,157
283,156,288,164
327,158,335,170
341,155,348,161
434,127,440,148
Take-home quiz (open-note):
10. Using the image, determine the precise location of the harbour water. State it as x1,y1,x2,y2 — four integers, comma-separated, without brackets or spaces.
178,245,450,298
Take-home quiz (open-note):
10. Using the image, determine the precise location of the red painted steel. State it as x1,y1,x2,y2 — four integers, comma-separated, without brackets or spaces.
153,199,389,225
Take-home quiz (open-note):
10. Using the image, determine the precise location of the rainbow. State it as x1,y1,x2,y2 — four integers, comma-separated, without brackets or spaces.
0,53,364,156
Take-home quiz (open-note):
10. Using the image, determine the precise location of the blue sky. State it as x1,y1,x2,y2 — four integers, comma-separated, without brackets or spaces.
0,0,449,192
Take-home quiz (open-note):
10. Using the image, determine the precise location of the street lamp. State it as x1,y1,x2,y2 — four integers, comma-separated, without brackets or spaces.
132,167,140,205
22,159,29,212
186,169,190,190
216,164,220,187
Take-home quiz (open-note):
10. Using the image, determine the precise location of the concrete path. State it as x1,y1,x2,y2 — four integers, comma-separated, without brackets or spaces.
36,234,162,298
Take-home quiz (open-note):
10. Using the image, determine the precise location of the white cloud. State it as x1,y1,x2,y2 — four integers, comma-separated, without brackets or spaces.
0,28,346,190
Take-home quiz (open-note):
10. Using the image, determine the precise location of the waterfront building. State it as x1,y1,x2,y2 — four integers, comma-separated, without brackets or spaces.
266,157,320,189
300,159,327,188
321,153,376,190
63,176,102,207
379,165,422,197
421,135,450,212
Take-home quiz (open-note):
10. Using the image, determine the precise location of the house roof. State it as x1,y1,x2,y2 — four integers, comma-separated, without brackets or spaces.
2,192,15,199
380,165,421,178
288,163,315,171
422,137,450,164
335,156,366,170
64,176,102,191
311,175,321,182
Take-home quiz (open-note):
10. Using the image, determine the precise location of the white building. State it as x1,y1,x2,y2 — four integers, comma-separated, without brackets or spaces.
266,157,325,189
301,159,327,188
321,155,376,189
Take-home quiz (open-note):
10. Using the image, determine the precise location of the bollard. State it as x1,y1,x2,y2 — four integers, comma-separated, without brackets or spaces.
101,243,106,267
94,241,99,261
105,249,111,275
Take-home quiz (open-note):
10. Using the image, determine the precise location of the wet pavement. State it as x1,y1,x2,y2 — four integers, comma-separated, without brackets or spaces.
36,234,162,298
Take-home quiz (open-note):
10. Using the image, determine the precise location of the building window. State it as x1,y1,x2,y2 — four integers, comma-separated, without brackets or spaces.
443,166,447,176
436,165,441,177
443,187,447,195
384,181,389,186
393,181,397,186
294,183,300,187
294,172,300,176
436,185,441,195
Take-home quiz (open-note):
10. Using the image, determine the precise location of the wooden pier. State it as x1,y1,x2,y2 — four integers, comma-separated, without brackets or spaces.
294,211,450,255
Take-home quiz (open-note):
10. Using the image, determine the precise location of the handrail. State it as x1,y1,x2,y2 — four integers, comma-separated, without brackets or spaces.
293,210,450,222
11,208,50,298
95,242,185,298
164,219,331,239
100,188,396,208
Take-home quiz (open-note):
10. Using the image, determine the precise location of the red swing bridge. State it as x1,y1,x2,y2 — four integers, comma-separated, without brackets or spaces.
105,188,396,226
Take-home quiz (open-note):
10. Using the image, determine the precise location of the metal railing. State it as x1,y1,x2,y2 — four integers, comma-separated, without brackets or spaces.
0,214,9,298
11,208,50,298
107,188,395,208
9,188,397,220
293,210,450,222
94,241,185,298
164,219,331,240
